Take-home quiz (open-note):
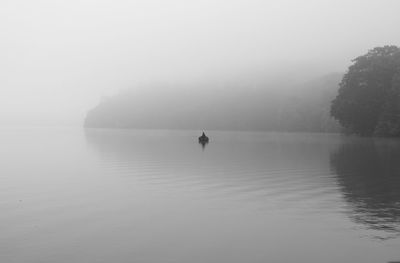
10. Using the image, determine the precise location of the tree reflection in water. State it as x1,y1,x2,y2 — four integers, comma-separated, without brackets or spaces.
330,138,400,240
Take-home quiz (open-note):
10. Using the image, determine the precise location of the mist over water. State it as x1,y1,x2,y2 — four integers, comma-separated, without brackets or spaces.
2,0,400,126
1,128,400,263
2,1,400,262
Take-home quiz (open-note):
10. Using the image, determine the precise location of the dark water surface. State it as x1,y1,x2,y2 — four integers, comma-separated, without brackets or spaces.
1,128,400,263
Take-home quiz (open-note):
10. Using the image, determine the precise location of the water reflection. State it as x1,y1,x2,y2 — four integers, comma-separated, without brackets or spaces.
2,128,400,263
85,129,400,241
330,138,400,240
84,129,340,211
198,140,208,149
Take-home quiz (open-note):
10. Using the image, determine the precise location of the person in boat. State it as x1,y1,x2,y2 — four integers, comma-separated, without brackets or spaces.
198,132,209,142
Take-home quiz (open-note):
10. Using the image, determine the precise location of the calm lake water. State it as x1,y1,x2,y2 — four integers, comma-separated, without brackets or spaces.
1,128,400,263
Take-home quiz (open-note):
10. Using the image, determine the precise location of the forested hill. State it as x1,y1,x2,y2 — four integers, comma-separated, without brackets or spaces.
84,73,342,132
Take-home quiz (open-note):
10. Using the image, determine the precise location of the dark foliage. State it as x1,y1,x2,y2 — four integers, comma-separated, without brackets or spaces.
331,45,400,136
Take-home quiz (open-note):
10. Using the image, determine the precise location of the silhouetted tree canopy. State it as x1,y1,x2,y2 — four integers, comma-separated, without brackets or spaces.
331,45,400,136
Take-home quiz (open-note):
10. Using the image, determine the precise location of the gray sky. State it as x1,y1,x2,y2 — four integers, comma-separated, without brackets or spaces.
1,0,400,126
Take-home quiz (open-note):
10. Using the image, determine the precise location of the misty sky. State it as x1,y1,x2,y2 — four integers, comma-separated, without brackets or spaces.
2,0,400,126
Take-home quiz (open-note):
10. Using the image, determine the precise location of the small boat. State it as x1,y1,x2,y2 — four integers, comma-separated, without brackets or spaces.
198,132,209,143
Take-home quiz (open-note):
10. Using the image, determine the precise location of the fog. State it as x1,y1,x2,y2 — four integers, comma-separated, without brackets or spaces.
2,0,400,126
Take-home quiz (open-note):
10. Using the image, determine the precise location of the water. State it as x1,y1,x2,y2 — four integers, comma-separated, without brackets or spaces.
1,128,400,263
